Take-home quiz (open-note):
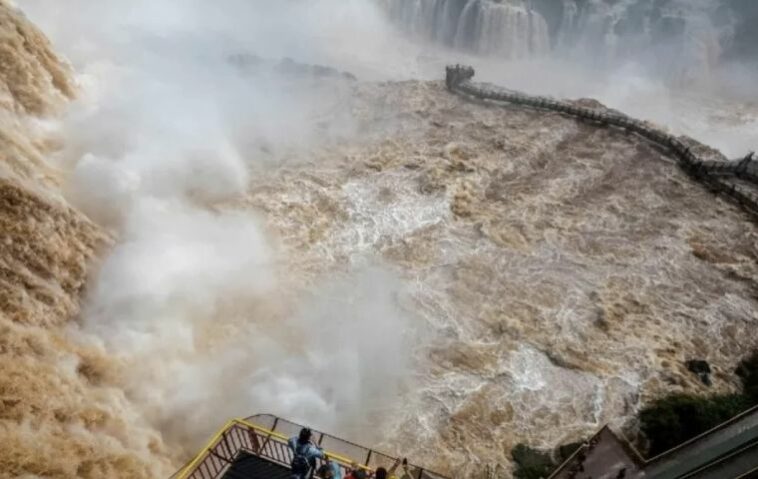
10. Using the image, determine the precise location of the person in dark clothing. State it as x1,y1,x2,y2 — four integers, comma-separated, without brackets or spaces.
374,458,405,479
288,428,325,479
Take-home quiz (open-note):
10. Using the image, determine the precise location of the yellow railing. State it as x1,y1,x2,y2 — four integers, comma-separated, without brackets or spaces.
172,416,446,479
176,418,368,478
175,419,237,479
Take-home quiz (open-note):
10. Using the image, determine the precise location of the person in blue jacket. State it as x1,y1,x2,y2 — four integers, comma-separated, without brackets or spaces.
316,456,343,479
288,428,325,479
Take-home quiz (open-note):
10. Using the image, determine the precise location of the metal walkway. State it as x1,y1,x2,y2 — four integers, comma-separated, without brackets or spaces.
221,452,290,479
547,405,758,478
645,406,758,478
445,64,758,221
171,415,449,479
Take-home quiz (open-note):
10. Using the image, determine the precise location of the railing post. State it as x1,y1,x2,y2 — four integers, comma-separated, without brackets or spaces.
261,417,280,455
221,430,234,460
249,427,261,453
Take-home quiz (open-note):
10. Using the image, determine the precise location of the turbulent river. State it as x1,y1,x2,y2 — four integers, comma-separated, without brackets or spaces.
1,0,758,478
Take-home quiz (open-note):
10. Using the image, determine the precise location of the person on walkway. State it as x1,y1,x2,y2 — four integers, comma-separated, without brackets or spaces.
345,462,367,479
396,458,414,479
288,428,325,479
375,458,404,479
316,456,343,479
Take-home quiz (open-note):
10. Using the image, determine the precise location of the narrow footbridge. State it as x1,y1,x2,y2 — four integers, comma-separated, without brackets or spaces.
445,65,758,220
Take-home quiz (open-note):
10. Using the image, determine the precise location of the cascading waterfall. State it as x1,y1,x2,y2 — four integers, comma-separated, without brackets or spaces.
381,0,740,85
382,0,550,58
552,0,726,85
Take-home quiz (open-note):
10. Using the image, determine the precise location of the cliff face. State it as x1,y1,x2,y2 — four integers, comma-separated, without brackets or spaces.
0,2,173,477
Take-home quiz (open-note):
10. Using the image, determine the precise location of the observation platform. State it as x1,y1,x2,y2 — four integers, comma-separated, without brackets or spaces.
171,414,449,479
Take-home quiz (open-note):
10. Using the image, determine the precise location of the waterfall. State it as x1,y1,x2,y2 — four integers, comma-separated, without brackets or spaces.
381,0,739,85
382,0,550,59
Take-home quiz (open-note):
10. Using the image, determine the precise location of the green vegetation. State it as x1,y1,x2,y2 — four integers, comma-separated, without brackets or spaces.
511,441,583,479
511,351,758,474
639,393,753,456
736,351,758,402
640,351,758,457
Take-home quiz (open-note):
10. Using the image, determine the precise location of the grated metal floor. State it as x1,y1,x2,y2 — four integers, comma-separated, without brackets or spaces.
222,452,291,479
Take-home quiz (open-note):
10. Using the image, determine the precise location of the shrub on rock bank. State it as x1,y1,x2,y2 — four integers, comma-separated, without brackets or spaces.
511,351,758,477
736,350,758,402
639,393,752,456
640,351,758,456
511,442,583,479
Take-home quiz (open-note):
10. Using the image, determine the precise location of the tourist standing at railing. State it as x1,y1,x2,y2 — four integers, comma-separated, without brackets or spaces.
396,458,415,479
288,428,325,479
374,458,407,479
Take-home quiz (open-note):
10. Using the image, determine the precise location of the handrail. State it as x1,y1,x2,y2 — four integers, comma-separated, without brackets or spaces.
245,413,426,474
678,437,758,479
244,413,446,479
235,418,372,470
173,416,449,479
542,405,758,478
444,64,758,221
175,418,369,479
645,404,758,464
175,419,236,479
246,413,386,459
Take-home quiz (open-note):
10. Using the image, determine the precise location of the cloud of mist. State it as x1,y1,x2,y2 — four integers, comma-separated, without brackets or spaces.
17,0,421,454
379,0,758,157
16,0,756,460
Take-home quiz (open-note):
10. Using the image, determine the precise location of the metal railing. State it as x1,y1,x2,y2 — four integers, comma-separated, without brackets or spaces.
171,415,450,479
444,64,758,220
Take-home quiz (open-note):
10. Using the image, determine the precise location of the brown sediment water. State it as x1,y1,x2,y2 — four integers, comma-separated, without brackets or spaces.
0,2,174,477
239,79,758,476
1,2,758,478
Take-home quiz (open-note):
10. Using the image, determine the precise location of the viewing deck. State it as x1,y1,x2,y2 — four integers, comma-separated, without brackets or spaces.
171,414,449,479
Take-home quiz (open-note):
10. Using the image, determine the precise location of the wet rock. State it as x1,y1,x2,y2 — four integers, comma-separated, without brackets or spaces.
686,359,712,386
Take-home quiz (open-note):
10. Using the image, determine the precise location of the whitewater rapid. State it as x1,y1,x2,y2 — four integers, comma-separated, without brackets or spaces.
241,79,758,475
2,1,757,478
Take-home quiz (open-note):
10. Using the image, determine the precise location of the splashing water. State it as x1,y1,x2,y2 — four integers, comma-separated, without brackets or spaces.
2,1,758,478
